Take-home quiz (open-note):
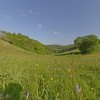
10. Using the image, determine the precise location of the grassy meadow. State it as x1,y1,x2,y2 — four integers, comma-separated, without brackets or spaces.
0,39,100,100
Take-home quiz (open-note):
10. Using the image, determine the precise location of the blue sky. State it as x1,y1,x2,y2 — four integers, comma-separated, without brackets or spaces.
0,0,100,45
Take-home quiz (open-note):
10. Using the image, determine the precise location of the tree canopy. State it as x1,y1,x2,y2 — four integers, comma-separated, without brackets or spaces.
74,34,99,54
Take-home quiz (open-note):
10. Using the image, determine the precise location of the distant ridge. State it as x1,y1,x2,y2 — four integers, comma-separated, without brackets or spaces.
45,44,76,53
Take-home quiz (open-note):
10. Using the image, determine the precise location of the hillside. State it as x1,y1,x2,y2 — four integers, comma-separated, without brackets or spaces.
0,31,53,54
0,39,34,56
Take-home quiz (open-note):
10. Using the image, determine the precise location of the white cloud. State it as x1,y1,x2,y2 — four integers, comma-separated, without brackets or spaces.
38,24,42,29
21,9,32,17
29,9,32,14
53,31,59,35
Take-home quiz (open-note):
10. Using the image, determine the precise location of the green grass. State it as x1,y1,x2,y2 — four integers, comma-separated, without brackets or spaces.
0,39,100,100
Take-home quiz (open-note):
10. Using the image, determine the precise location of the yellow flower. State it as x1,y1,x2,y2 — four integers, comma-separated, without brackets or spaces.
36,64,38,67
36,64,39,69
50,77,53,81
68,68,71,73
91,88,94,90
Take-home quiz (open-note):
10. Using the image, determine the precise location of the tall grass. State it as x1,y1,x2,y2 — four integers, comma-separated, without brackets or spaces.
0,40,100,100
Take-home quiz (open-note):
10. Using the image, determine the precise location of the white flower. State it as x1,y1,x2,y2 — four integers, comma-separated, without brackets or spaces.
76,83,81,94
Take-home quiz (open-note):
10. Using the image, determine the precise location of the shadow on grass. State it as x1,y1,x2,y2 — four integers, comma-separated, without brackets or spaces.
4,83,22,100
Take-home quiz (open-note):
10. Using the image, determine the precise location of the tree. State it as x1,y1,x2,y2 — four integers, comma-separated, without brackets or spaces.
74,34,99,54
74,37,83,48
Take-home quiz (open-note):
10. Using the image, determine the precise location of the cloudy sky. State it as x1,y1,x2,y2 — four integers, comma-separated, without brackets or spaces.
0,0,100,45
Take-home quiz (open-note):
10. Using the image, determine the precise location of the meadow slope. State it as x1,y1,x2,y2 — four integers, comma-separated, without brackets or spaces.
0,39,100,100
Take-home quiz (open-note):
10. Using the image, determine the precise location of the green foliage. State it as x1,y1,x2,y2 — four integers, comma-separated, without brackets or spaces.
74,34,99,54
46,44,76,54
74,37,84,48
0,31,52,54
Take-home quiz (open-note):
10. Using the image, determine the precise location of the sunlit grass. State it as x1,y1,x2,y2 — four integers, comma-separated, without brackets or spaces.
0,40,100,100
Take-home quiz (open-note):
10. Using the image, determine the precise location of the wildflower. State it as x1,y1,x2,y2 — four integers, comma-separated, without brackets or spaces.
35,96,39,100
24,91,29,99
50,77,53,81
91,87,94,90
36,64,38,67
56,93,60,100
6,94,10,99
36,64,39,69
75,83,81,94
68,68,71,73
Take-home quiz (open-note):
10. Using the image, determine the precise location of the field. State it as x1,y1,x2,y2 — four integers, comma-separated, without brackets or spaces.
0,39,100,100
